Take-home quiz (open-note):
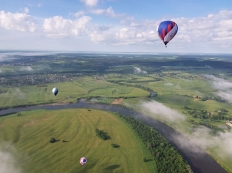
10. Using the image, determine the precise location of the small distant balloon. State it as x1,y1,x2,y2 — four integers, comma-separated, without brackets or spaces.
52,87,58,96
157,20,178,47
80,157,87,166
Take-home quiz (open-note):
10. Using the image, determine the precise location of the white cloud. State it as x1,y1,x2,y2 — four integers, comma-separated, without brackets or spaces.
172,126,232,158
2,8,232,52
133,67,147,74
87,9,232,49
140,100,186,122
91,7,124,18
20,66,33,71
43,16,91,38
136,100,232,159
204,75,232,103
204,75,232,90
89,31,105,42
80,0,98,6
74,11,85,18
0,68,2,73
24,7,29,14
0,143,21,173
216,91,232,103
0,11,36,32
91,9,105,15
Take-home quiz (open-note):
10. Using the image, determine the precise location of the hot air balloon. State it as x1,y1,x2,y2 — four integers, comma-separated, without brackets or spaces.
52,87,58,96
157,21,178,47
80,157,87,166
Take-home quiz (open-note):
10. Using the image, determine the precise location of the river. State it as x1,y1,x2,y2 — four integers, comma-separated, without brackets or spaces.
0,99,228,173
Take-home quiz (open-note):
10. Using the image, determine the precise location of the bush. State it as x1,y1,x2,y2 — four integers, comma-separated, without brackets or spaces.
50,138,57,143
111,143,120,148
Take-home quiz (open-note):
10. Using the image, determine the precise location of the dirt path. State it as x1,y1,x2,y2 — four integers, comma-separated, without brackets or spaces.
111,98,123,104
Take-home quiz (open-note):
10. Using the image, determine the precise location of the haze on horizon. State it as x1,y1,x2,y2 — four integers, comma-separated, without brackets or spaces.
1,0,232,54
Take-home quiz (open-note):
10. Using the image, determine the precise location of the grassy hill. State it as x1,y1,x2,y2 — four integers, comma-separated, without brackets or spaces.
0,109,155,173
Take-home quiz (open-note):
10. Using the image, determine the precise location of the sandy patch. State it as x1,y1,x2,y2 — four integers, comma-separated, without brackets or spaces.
111,98,123,104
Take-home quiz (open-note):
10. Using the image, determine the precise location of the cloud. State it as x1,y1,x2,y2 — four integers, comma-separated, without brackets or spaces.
1,8,232,52
140,100,186,122
86,9,232,49
24,7,29,14
90,6,123,18
0,68,2,73
204,75,232,90
204,75,232,103
90,31,105,42
20,66,33,71
133,67,147,74
0,143,21,173
43,16,91,38
216,91,232,103
74,11,85,18
80,0,98,6
186,126,232,158
136,100,232,159
0,11,36,32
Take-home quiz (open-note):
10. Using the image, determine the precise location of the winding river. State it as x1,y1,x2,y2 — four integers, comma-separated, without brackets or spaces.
0,99,228,173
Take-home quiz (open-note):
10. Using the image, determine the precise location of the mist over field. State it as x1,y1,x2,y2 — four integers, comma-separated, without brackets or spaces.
133,67,147,74
139,100,232,159
20,66,33,71
204,75,232,104
0,143,21,173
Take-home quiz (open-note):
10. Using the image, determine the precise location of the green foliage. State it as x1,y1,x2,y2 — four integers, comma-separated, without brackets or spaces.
111,143,120,148
117,114,191,173
49,137,58,143
95,128,110,140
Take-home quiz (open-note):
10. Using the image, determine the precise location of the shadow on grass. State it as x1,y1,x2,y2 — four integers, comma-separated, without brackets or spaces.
144,158,153,162
103,164,120,170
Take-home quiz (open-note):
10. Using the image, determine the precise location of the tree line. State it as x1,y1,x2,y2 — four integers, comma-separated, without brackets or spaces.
116,114,192,173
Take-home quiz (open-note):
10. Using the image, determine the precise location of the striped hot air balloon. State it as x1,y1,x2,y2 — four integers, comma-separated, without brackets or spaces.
157,21,178,47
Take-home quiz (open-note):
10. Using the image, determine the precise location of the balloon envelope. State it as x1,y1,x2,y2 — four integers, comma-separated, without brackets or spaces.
157,21,178,46
52,87,58,96
80,157,87,165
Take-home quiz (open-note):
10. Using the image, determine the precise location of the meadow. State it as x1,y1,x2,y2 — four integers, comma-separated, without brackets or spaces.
1,53,232,172
0,76,149,108
0,109,154,173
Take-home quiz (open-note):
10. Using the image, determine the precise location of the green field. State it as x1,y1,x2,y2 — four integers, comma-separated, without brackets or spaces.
0,109,154,173
0,77,149,108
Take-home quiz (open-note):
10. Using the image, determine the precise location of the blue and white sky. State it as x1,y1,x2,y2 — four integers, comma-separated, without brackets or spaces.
1,0,232,53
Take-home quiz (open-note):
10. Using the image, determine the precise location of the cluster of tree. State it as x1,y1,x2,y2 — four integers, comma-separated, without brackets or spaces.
185,106,230,121
95,128,110,140
107,80,157,94
195,95,225,103
116,114,191,173
86,96,137,102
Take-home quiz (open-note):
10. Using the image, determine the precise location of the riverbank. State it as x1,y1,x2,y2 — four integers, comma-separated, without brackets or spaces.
0,99,228,173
